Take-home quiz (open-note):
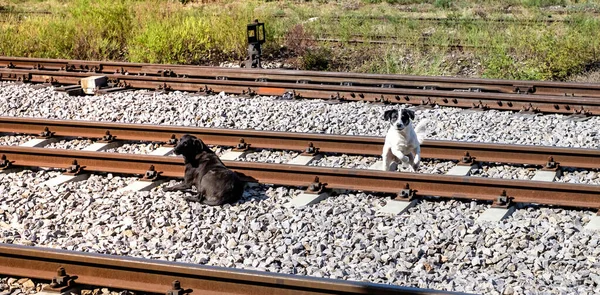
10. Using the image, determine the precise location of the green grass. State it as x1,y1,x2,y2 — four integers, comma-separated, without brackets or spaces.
1,0,600,81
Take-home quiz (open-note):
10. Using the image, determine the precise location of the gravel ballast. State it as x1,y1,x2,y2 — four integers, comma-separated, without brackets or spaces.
0,135,35,146
1,82,598,148
1,82,600,294
0,169,599,294
44,138,93,150
103,142,162,154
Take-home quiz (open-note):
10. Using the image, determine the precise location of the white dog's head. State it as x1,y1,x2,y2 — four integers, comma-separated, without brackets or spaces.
384,108,415,131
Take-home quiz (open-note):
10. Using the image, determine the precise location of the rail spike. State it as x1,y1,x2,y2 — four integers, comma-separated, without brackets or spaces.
99,130,116,143
457,152,476,166
38,127,55,139
396,183,416,200
0,154,12,169
542,156,560,171
166,280,193,295
492,190,513,209
166,134,179,147
64,160,85,176
301,142,320,156
142,165,163,181
306,176,327,194
233,138,251,152
48,267,78,290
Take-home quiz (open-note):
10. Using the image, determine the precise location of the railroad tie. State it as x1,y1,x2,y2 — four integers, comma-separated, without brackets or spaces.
285,173,330,208
377,198,418,215
368,160,384,170
478,161,561,223
119,146,175,192
288,142,323,166
82,141,123,152
285,191,330,208
584,215,600,231
149,146,175,156
531,170,560,182
20,137,59,148
40,170,89,188
445,164,477,176
118,178,167,193
476,206,516,223
40,142,128,187
219,150,247,161
287,154,320,165
118,154,174,193
368,161,419,215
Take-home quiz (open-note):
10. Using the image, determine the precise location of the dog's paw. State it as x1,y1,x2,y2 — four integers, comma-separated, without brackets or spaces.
163,186,174,192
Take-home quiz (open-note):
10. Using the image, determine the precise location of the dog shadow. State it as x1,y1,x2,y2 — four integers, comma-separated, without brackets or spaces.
230,174,270,205
174,183,270,206
235,184,270,205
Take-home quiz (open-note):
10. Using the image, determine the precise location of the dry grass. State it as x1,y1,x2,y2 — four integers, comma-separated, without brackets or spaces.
1,0,600,80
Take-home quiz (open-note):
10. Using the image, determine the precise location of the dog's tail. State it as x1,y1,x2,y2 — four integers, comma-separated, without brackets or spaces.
414,119,430,145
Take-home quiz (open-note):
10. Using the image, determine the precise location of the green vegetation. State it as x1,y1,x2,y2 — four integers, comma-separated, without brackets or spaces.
1,0,600,81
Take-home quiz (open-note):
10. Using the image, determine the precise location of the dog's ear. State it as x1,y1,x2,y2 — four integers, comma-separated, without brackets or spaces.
403,109,415,121
193,138,204,150
384,109,398,121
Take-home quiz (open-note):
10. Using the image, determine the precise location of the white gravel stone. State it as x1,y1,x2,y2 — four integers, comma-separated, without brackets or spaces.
1,82,598,149
1,81,600,294
470,164,537,180
236,149,299,164
44,138,93,150
310,155,456,173
556,168,600,185
103,142,162,154
1,170,600,294
0,277,44,294
309,154,379,169
0,135,35,146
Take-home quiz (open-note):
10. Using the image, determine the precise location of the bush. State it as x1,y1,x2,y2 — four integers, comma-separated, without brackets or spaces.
128,16,212,64
300,46,332,70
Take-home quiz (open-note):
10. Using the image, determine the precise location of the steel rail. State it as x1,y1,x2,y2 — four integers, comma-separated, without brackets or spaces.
2,56,600,97
1,146,599,209
283,36,492,50
277,14,572,23
0,117,600,169
1,68,599,115
0,244,466,295
1,117,599,169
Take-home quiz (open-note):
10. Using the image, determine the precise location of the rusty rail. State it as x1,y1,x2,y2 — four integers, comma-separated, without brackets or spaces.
2,56,600,98
1,117,598,169
0,243,467,295
1,67,599,115
1,145,599,209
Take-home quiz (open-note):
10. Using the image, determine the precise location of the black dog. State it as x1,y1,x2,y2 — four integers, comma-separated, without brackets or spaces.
163,134,244,206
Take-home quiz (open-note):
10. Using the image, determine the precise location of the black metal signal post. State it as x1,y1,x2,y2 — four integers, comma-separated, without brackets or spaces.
243,19,266,68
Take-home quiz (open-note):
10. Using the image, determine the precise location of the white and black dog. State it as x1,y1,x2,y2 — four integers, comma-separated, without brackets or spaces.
382,108,429,172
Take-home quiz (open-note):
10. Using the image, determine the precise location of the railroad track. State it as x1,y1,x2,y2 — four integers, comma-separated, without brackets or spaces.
279,36,493,50
276,14,576,24
1,67,599,116
0,243,468,295
1,117,599,209
1,117,598,169
2,56,600,98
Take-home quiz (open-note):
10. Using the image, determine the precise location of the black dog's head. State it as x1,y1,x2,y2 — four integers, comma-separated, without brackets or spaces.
384,108,414,131
174,134,207,157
